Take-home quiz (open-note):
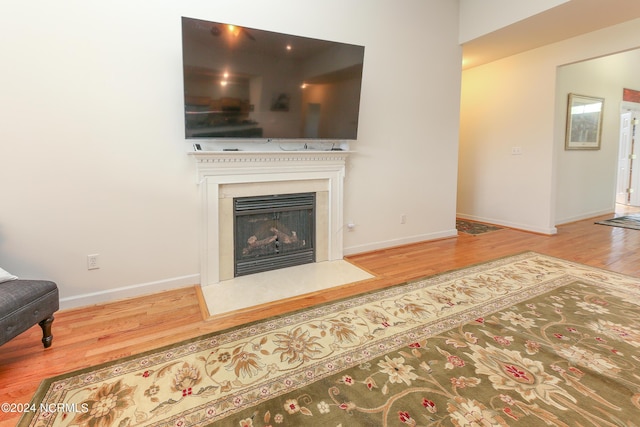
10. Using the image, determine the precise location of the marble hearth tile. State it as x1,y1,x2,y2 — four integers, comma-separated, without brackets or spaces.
201,260,373,315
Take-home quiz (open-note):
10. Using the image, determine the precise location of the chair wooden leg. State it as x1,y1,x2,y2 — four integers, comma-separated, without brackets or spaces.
39,316,54,348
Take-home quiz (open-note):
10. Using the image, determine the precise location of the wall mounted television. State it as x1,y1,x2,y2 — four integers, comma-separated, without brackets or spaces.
181,17,365,141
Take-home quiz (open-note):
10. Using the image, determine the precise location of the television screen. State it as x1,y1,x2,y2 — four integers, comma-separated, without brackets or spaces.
181,17,365,140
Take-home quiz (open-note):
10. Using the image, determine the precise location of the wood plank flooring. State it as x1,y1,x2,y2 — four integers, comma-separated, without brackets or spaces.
1,208,640,426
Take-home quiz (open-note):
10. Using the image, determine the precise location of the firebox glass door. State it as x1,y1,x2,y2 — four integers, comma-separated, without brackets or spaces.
234,193,315,276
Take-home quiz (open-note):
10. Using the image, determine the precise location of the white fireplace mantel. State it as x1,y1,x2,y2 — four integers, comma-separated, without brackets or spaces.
191,150,351,286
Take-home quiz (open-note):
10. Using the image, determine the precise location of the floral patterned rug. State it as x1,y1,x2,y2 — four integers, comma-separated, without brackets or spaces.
595,214,640,230
22,252,640,426
455,219,503,235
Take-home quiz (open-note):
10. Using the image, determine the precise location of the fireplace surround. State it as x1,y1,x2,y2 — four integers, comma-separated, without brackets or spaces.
191,149,350,286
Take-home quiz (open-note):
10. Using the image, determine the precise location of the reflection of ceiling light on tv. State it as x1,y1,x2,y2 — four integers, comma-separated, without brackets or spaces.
220,80,228,86
301,83,307,89
286,44,292,51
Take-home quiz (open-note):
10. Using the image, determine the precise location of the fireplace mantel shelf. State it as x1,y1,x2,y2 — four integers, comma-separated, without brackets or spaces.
190,150,352,164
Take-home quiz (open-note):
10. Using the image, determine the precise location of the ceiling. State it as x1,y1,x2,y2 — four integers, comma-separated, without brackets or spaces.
462,0,640,70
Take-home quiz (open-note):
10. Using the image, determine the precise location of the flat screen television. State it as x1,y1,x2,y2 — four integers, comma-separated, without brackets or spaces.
181,17,365,140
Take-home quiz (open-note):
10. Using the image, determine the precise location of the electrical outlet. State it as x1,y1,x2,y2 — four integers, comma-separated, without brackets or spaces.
400,214,407,224
87,254,100,270
511,146,523,155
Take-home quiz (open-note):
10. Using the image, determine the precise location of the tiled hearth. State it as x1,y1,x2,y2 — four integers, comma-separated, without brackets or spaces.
191,149,373,315
200,259,373,314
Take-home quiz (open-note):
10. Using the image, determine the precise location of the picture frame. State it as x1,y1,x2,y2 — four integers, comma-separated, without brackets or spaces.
565,93,604,150
270,93,290,112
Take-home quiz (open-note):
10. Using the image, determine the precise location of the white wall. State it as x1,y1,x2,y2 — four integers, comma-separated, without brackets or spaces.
555,50,640,223
458,18,640,233
459,50,559,233
0,0,461,308
342,1,461,254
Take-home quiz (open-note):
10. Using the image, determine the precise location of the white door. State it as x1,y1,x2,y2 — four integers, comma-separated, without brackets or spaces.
616,111,632,204
618,109,640,206
631,111,640,206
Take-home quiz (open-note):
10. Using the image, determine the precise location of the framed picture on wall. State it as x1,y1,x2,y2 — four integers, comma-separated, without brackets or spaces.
565,93,604,150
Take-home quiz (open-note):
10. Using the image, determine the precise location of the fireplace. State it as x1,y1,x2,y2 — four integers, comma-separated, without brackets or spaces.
234,192,316,276
191,148,374,315
191,149,350,286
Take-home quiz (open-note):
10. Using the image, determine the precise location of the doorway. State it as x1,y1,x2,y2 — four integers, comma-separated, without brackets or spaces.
617,107,640,206
304,103,321,138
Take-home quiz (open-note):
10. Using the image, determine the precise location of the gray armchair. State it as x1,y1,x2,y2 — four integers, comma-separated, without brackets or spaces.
0,279,59,348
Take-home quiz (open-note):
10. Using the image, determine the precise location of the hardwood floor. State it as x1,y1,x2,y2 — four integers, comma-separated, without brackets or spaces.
1,208,640,426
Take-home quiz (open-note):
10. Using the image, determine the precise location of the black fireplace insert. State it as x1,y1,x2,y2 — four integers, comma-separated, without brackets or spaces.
234,192,315,276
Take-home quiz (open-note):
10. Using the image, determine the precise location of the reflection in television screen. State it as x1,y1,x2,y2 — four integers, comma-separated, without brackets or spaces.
181,17,365,141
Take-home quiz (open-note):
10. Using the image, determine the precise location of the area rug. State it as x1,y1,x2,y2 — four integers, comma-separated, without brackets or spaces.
21,252,640,426
456,219,503,235
595,214,640,230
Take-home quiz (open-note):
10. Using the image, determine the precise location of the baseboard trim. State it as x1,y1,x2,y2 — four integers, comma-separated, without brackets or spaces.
555,209,614,225
343,229,458,256
59,274,200,310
